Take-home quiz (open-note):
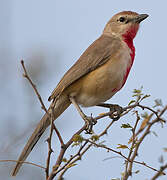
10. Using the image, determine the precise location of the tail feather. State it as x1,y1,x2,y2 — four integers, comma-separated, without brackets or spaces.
11,95,70,176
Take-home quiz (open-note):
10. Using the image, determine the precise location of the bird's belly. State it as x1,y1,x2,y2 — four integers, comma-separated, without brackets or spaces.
68,44,132,107
75,64,128,107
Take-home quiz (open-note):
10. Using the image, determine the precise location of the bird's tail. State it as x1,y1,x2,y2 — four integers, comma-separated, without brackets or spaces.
11,94,71,176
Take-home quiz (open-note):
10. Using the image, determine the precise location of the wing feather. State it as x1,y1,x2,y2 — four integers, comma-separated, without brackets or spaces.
48,34,121,101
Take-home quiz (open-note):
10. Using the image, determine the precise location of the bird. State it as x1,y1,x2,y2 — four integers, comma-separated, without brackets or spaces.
11,11,148,176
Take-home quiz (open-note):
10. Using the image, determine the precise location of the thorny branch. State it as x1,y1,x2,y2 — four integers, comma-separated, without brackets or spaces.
7,60,167,180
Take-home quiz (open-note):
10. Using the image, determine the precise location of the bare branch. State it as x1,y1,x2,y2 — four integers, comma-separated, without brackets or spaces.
124,111,140,178
47,125,87,180
151,164,167,180
53,124,64,146
84,139,164,176
21,60,48,115
0,160,45,170
17,60,167,180
45,106,54,178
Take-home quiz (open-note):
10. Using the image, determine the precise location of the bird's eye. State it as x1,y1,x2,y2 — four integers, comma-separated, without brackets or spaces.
119,17,126,22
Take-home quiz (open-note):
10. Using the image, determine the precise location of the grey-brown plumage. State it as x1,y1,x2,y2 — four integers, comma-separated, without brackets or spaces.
11,11,148,176
12,34,121,177
48,35,121,101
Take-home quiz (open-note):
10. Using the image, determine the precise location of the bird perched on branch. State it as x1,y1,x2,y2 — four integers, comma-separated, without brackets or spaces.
12,11,148,176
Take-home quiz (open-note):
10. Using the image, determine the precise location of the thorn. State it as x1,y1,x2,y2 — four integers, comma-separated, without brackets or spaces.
46,138,50,143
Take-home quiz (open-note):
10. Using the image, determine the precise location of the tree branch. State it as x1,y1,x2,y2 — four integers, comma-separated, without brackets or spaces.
18,60,167,180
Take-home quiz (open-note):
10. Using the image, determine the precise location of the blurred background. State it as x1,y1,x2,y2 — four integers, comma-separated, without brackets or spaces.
1,0,167,179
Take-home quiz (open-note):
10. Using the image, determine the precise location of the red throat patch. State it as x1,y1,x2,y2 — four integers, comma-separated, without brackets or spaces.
121,25,139,88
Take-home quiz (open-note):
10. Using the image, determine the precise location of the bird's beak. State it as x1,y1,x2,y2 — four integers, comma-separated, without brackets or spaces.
133,14,149,23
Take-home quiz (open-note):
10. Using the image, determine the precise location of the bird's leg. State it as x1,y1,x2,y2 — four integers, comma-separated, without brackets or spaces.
97,103,123,120
69,96,96,134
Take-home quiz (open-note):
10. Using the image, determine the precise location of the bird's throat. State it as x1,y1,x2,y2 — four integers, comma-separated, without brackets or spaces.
122,35,135,61
121,32,136,88
122,25,138,61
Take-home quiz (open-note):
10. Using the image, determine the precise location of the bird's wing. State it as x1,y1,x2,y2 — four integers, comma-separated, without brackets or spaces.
48,34,121,101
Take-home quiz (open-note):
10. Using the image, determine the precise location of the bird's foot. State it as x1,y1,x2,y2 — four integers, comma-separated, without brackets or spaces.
97,103,123,121
108,104,123,120
83,115,97,134
69,96,97,133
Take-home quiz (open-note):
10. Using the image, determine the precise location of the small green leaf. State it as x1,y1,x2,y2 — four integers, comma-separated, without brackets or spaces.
72,134,83,143
128,100,136,106
153,99,163,108
117,144,128,149
62,158,67,162
134,170,140,174
133,89,142,94
91,135,99,141
66,163,77,168
132,87,144,101
72,142,80,147
132,94,143,97
141,112,149,119
141,94,150,101
121,123,132,129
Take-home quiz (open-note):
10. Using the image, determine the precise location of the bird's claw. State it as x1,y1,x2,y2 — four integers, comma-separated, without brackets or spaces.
109,104,123,120
83,116,97,134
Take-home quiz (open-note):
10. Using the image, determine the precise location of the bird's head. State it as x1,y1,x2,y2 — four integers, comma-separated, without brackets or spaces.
103,11,148,40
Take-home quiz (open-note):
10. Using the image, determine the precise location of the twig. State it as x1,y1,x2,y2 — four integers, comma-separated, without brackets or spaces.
123,103,165,123
99,120,115,136
50,103,167,179
20,60,167,179
53,124,64,146
56,120,116,179
0,160,45,169
93,102,161,122
21,60,53,178
57,142,89,179
151,164,167,180
84,139,163,175
47,125,87,180
137,104,161,120
124,111,140,178
21,60,48,115
45,106,54,178
122,105,167,180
